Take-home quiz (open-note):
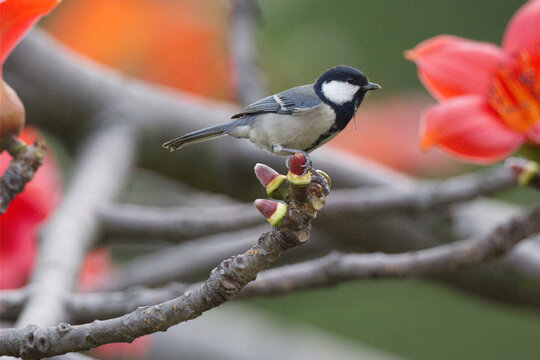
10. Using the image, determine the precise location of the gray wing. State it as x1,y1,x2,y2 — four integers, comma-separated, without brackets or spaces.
231,85,321,119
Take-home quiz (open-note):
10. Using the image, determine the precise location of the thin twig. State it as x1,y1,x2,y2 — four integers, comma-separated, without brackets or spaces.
0,136,47,213
15,122,136,327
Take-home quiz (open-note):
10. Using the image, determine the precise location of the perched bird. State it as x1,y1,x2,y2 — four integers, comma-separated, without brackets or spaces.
162,65,380,156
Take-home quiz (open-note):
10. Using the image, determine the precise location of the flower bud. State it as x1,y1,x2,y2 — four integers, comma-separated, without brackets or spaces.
287,153,311,186
254,163,286,196
254,199,287,227
289,153,307,175
1,81,25,139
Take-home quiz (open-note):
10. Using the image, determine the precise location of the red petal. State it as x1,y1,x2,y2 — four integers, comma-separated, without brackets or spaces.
407,35,507,100
503,0,540,55
421,96,525,164
0,0,61,64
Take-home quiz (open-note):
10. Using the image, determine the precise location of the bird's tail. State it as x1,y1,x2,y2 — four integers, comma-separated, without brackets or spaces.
162,121,236,152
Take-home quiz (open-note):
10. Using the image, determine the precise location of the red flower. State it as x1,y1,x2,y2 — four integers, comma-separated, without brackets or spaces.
0,0,61,66
0,128,62,288
44,0,231,99
407,0,540,164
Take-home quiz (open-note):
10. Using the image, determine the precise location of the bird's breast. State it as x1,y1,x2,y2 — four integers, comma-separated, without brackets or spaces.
248,103,337,153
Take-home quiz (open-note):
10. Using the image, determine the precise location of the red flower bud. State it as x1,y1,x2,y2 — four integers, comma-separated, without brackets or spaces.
289,153,307,176
254,163,279,186
254,199,287,226
287,153,311,186
254,163,286,196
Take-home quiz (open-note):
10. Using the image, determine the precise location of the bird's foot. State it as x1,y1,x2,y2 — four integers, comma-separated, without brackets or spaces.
286,152,312,175
271,145,311,175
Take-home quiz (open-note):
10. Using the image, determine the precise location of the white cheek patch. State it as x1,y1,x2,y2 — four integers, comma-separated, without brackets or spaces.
321,80,360,105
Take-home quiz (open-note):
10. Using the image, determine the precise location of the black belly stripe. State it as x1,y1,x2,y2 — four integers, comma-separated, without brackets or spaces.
305,124,339,152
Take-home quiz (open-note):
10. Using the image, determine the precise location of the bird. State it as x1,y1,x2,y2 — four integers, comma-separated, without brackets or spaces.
162,65,380,157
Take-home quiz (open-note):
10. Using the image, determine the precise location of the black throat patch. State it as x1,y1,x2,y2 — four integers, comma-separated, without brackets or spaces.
308,82,366,152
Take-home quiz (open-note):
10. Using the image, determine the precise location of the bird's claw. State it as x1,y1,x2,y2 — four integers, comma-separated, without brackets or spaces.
286,151,312,176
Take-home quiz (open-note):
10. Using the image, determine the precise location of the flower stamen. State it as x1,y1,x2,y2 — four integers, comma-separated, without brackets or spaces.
488,50,540,134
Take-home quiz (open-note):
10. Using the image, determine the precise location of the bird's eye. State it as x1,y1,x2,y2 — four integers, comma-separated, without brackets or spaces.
346,78,356,84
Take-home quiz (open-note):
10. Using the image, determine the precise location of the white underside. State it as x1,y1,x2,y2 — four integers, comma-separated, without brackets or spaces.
227,103,336,155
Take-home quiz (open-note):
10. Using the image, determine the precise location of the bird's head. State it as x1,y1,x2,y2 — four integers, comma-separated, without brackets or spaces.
314,65,380,109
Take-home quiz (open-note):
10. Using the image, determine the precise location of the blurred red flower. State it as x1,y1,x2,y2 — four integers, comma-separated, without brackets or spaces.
1,0,61,136
0,128,150,356
44,0,231,100
407,0,540,164
0,0,60,66
0,127,62,288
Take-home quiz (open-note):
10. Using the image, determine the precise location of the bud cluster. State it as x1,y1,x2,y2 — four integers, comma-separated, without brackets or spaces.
253,153,330,245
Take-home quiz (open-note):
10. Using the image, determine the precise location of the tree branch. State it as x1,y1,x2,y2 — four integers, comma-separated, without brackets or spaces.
2,229,295,358
242,206,540,296
0,136,47,213
3,206,539,325
1,159,329,358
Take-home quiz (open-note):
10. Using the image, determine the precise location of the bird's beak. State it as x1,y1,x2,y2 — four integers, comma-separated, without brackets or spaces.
364,82,381,91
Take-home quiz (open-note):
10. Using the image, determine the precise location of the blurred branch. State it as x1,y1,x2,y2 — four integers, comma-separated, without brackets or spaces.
4,30,409,192
0,283,190,325
242,206,540,296
0,136,46,213
103,226,267,290
505,238,540,278
15,122,136,327
229,0,267,105
148,304,410,360
4,205,539,326
98,203,263,242
98,165,515,243
324,165,515,216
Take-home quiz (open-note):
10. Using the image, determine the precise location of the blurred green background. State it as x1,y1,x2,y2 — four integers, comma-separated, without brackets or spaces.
258,0,525,95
